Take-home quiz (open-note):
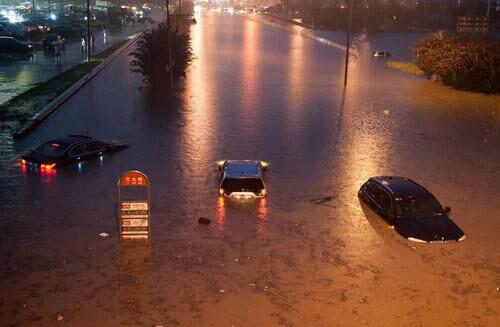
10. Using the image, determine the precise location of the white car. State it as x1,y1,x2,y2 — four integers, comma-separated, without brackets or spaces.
217,160,268,199
372,51,392,57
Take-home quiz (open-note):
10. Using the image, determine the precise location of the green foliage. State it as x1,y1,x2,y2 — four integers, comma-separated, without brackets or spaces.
386,61,424,75
413,33,500,93
129,23,192,89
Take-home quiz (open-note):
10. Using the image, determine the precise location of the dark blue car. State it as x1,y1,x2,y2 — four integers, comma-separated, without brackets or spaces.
358,176,466,243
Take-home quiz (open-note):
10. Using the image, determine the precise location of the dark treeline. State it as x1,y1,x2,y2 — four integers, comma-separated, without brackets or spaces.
269,1,499,32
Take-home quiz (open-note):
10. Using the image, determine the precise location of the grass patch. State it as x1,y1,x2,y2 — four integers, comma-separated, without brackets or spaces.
386,61,424,76
0,38,130,126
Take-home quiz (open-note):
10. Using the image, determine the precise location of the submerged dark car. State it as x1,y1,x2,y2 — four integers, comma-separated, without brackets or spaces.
217,160,269,199
358,176,466,243
0,36,33,55
21,135,128,171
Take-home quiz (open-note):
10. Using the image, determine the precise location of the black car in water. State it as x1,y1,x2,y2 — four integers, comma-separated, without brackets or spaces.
21,135,128,171
217,160,268,199
0,36,33,55
358,176,466,243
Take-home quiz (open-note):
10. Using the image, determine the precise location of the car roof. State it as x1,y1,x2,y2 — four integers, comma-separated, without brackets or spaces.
370,176,430,197
225,160,262,178
46,135,93,147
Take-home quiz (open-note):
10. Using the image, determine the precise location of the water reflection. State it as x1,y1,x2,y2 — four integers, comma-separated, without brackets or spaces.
214,196,269,238
286,31,304,126
181,12,216,169
215,196,226,234
256,198,268,238
240,18,260,124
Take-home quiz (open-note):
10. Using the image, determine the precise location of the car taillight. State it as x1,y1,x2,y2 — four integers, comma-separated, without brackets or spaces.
219,188,224,196
21,159,27,165
260,189,267,196
41,163,56,170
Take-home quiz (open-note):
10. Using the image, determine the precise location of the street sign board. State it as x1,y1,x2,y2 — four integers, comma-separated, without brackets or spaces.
457,16,488,33
117,171,151,240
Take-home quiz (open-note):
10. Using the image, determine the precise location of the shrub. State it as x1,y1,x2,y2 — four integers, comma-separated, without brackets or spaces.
130,23,192,89
413,33,500,93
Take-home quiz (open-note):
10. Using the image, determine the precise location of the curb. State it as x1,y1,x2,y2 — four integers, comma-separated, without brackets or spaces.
12,28,148,140
264,13,314,29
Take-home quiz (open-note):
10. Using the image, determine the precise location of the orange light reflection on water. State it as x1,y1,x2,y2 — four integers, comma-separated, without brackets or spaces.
256,198,268,238
215,196,226,234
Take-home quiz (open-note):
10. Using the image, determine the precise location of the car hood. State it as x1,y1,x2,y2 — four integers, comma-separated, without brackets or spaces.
395,216,465,243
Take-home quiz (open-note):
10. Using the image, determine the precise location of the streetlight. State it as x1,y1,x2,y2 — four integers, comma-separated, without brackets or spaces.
343,0,354,86
87,0,91,61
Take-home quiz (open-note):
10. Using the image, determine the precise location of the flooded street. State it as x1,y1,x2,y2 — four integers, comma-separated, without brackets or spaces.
0,12,499,326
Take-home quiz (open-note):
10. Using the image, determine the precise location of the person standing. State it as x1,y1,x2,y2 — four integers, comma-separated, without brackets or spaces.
54,43,62,64
81,36,86,53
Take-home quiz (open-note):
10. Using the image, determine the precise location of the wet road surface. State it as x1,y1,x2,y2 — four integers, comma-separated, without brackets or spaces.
0,23,146,104
0,12,499,326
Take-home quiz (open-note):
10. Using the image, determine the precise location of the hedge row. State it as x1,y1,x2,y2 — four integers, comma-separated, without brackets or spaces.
413,33,500,93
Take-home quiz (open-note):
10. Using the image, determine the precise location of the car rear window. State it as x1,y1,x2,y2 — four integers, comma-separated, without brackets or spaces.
221,178,264,193
33,141,69,158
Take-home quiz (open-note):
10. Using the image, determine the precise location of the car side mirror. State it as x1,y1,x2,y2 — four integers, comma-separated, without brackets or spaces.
444,206,451,214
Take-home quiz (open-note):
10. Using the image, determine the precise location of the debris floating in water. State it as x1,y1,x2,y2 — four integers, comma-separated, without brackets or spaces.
198,217,211,224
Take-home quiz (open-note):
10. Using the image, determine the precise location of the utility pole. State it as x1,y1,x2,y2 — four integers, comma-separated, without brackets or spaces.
32,0,35,13
166,0,174,88
87,0,91,61
343,0,353,86
486,0,491,21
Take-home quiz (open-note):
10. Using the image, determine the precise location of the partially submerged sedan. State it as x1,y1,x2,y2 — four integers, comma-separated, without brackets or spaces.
217,160,268,199
358,176,466,243
21,135,128,171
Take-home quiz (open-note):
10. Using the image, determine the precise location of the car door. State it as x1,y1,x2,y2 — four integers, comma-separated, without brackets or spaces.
69,141,106,162
376,188,395,224
363,182,381,212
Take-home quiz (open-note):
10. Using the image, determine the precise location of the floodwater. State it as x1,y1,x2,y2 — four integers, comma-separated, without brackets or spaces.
0,12,499,326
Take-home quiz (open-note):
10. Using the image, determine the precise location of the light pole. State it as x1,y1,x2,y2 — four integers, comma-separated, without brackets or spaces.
486,0,491,21
87,0,91,61
343,0,354,86
166,0,174,88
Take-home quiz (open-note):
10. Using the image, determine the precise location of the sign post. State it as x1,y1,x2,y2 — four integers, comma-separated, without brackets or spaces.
457,16,489,33
117,171,151,241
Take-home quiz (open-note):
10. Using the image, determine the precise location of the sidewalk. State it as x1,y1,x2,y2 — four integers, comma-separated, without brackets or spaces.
0,23,146,105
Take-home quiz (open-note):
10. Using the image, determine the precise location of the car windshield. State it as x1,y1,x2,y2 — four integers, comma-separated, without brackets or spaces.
394,194,443,219
221,178,264,193
33,141,69,158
